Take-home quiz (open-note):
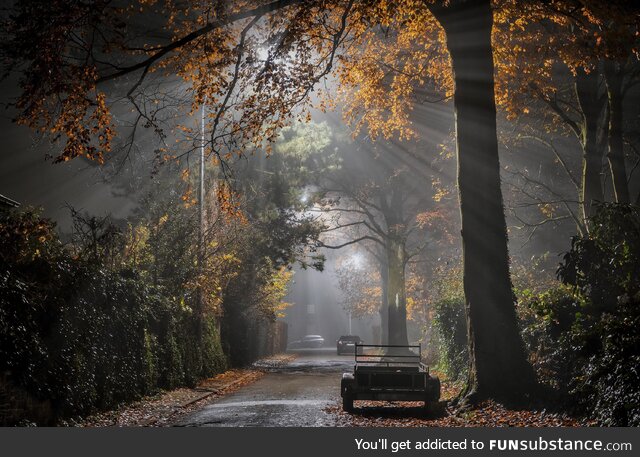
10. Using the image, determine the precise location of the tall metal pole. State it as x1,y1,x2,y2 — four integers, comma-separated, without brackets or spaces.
195,96,206,335
198,96,206,268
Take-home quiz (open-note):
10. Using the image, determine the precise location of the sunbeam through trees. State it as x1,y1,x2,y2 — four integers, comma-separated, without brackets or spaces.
1,0,639,428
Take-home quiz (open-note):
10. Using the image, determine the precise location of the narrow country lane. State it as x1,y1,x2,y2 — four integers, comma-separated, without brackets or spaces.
174,349,353,427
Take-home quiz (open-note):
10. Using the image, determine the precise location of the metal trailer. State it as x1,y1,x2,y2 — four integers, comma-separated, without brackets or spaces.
340,344,440,412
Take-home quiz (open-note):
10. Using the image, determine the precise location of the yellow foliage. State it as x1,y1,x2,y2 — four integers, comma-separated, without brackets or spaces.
336,2,452,141
13,0,629,174
539,203,556,219
258,267,295,319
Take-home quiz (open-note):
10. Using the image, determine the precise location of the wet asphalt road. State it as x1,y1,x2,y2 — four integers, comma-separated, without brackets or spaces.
175,348,354,427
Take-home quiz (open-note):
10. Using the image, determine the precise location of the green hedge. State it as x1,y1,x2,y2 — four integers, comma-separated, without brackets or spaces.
0,211,226,424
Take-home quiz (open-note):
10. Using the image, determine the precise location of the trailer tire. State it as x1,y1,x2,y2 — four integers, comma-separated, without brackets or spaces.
423,400,445,416
426,375,441,402
343,394,354,412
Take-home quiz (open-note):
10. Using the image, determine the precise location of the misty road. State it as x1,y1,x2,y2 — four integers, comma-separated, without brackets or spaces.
174,349,353,427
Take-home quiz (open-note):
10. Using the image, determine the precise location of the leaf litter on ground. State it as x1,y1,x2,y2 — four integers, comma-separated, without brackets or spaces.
325,378,595,427
70,353,297,427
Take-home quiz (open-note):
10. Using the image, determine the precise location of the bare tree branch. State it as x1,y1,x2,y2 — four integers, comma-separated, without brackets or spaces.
96,0,304,85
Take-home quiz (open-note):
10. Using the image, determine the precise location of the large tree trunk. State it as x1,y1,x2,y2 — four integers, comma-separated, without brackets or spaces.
604,61,630,204
386,237,409,347
575,68,606,221
430,0,535,403
379,258,389,345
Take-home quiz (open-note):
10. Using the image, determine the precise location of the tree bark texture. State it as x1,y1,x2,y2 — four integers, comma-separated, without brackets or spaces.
604,61,630,204
379,258,390,345
386,237,409,347
575,68,606,221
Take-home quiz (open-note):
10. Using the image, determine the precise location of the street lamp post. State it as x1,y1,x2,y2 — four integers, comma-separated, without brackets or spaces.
194,96,207,335
198,96,206,266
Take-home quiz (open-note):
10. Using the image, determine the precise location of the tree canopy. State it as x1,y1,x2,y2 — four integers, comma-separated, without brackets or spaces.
2,0,639,411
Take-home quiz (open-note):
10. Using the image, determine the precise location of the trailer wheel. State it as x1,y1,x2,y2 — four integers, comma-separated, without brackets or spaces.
426,375,441,402
343,394,354,412
423,400,445,416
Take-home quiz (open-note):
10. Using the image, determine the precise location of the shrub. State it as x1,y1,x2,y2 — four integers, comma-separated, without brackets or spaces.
520,203,640,426
518,285,583,391
431,298,468,381
581,301,640,426
558,203,640,313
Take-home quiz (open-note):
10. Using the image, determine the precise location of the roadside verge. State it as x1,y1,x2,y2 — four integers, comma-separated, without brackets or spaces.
74,353,297,427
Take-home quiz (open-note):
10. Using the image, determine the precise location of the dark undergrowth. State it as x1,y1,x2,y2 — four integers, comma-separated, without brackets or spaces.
431,204,640,426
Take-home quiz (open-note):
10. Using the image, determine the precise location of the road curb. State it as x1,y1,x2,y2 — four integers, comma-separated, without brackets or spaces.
178,372,256,408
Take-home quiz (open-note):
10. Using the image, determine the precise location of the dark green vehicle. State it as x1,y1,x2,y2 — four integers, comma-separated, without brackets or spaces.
340,344,440,412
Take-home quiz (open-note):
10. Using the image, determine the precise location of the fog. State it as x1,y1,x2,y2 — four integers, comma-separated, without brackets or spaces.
2,50,636,355
1,71,605,344
283,251,379,346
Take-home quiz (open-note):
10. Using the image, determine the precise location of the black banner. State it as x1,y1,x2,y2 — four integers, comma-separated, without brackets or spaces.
1,427,637,457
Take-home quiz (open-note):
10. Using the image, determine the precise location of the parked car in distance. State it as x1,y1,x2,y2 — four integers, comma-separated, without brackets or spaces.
336,335,362,354
288,334,325,349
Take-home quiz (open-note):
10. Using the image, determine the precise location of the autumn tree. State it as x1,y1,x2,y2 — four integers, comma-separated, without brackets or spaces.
2,0,564,402
268,119,456,349
335,252,382,321
339,0,538,399
428,0,537,402
495,0,640,230
558,1,640,206
306,132,443,347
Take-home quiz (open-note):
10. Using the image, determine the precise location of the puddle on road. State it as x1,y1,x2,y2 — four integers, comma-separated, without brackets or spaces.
269,361,352,373
204,399,326,408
